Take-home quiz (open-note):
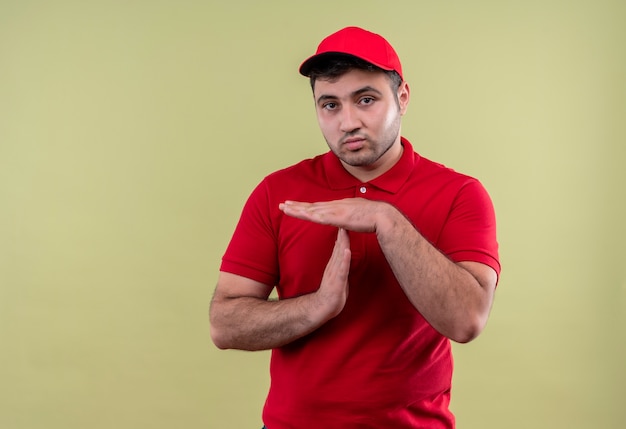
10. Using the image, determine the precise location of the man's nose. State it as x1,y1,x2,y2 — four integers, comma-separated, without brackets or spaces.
339,105,361,133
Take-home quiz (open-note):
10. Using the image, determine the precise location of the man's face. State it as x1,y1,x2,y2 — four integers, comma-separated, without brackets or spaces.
313,69,409,178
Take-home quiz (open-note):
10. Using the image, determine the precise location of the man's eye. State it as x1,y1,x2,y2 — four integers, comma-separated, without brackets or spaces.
360,97,375,105
323,102,337,110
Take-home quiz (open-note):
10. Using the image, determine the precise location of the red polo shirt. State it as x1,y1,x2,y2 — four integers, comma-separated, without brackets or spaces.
221,138,500,428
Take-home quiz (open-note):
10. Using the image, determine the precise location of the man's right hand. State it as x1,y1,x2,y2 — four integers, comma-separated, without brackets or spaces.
310,228,352,324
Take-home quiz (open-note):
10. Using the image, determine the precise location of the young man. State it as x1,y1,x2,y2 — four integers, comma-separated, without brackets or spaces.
210,26,500,428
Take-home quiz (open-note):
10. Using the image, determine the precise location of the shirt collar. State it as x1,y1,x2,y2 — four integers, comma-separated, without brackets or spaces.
323,137,418,194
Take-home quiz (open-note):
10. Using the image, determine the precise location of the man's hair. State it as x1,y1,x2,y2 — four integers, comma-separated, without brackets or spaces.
307,54,403,92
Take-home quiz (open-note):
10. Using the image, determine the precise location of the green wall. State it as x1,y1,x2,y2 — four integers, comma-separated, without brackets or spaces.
1,1,624,427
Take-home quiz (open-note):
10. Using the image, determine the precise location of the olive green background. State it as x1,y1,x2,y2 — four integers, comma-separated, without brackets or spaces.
1,0,624,428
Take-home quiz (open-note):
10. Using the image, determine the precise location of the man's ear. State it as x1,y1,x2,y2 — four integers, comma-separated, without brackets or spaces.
398,81,410,115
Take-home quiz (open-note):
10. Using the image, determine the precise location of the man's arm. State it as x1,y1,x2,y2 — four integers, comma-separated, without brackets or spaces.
279,199,498,343
209,228,352,351
376,207,497,343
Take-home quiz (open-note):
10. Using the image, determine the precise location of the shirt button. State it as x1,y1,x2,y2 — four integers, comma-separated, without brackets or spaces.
359,186,367,194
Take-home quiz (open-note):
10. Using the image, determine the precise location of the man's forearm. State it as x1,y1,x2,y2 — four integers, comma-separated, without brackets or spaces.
375,205,495,343
210,293,323,351
211,230,351,351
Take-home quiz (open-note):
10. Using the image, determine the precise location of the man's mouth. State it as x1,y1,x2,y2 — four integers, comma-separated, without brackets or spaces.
343,137,366,151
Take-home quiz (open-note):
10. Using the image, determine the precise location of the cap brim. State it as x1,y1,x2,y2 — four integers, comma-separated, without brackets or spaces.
299,52,394,77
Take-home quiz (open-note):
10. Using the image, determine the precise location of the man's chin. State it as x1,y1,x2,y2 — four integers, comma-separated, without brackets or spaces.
340,153,377,167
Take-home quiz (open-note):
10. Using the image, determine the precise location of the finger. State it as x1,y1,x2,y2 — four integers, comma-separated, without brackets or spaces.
333,228,351,277
336,227,350,249
280,200,313,211
281,202,335,225
279,201,315,219
325,228,347,272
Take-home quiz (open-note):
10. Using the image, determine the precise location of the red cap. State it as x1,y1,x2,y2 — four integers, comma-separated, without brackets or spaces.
299,26,403,80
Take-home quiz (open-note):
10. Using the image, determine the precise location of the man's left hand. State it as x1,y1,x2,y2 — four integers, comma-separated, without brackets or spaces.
279,198,390,233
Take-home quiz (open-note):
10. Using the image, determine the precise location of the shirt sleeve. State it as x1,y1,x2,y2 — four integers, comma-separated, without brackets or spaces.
437,179,501,278
220,180,279,286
